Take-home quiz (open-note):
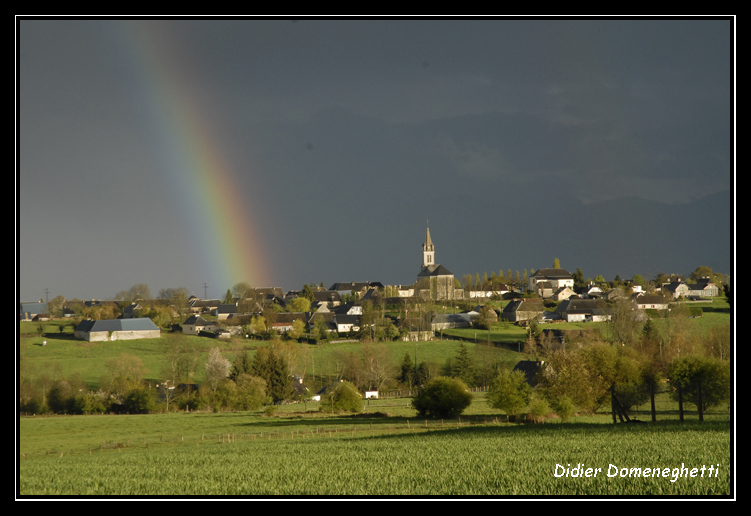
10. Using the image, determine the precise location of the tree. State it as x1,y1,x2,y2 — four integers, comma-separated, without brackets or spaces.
301,284,315,303
223,289,234,304
412,376,472,419
160,334,198,386
669,355,730,418
235,373,270,411
452,342,476,387
232,282,253,300
573,268,586,291
251,345,294,404
287,319,306,341
689,266,714,283
115,284,152,303
288,296,311,313
474,305,496,331
487,369,531,421
360,342,395,392
205,347,231,393
399,351,415,385
553,258,561,269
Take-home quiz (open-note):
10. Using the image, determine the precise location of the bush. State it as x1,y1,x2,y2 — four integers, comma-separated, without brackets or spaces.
549,395,575,423
320,381,363,413
526,395,551,424
412,376,472,419
487,369,531,421
123,387,156,414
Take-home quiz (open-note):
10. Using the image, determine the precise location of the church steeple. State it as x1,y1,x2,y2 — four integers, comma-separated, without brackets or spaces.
422,226,435,268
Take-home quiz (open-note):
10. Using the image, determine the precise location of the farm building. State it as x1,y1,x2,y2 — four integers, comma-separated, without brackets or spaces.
74,317,160,342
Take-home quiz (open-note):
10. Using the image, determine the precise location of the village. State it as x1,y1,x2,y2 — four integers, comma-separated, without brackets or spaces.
19,227,726,344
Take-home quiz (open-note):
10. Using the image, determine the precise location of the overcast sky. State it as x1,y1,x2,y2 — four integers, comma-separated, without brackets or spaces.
18,18,734,302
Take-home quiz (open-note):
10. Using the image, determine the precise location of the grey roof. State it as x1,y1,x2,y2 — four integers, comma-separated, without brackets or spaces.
502,299,543,313
75,317,159,332
183,315,209,325
216,304,239,314
417,264,454,277
19,302,49,316
531,268,573,279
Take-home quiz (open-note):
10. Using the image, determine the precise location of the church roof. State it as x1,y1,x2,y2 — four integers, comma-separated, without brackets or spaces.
418,264,453,277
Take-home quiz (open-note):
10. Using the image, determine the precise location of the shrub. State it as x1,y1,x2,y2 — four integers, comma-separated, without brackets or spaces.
412,376,472,419
526,395,551,424
549,395,575,423
123,387,156,414
320,381,363,413
487,369,531,421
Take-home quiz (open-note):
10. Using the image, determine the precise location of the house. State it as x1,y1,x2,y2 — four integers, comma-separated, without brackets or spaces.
663,281,690,299
431,313,473,331
528,269,574,293
502,299,544,323
19,302,49,321
329,282,384,299
215,304,239,320
468,284,509,299
634,294,670,311
269,312,309,334
534,281,554,299
74,317,160,342
335,314,361,334
579,283,604,299
555,299,610,322
311,290,342,308
687,279,720,298
552,286,576,301
189,298,222,314
182,315,215,335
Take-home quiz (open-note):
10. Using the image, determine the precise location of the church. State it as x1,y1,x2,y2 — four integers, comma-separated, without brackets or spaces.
414,227,460,300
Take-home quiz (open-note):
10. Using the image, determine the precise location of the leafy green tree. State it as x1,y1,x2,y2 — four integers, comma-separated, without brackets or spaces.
487,369,531,421
412,376,472,419
553,258,561,269
235,374,269,411
669,355,730,417
223,289,234,304
287,319,306,341
288,296,311,313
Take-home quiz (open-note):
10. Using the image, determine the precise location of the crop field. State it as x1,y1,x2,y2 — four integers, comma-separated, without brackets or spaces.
19,402,731,497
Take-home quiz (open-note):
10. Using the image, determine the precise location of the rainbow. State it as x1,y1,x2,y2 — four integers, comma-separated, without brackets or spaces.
114,21,273,295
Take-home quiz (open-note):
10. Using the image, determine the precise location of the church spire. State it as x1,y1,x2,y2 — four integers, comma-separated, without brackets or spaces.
422,226,435,267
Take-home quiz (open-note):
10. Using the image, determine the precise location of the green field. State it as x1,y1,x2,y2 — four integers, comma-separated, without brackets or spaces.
19,405,731,496
18,299,732,496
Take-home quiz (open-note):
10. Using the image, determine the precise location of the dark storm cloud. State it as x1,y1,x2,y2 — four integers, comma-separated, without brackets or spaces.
18,18,732,300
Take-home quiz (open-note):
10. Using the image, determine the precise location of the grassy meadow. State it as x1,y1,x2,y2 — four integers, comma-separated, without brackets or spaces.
18,297,732,496
19,400,731,496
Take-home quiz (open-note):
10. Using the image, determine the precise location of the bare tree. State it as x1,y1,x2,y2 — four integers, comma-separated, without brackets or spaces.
205,347,231,393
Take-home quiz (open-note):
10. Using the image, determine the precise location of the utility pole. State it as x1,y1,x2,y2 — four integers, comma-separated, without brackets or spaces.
203,283,208,299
